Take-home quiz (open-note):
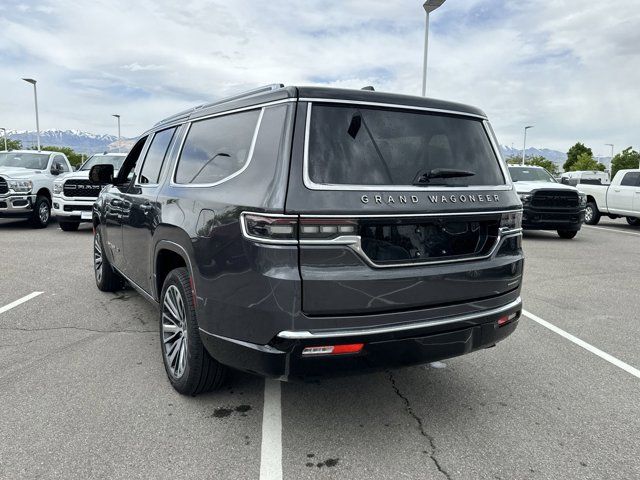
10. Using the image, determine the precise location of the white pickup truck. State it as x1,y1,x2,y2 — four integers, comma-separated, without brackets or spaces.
579,169,640,226
0,150,73,228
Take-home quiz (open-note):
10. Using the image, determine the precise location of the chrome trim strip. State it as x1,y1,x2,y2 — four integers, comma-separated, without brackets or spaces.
277,297,522,339
301,102,512,192
141,98,295,137
298,98,488,120
298,209,522,219
169,107,265,188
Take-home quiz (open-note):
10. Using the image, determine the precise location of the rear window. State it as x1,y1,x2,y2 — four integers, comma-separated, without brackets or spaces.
175,109,260,185
307,104,505,187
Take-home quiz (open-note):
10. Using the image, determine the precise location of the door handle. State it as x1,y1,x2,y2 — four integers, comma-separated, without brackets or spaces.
613,189,621,192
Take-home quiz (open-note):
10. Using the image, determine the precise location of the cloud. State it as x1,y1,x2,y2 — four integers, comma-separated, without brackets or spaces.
0,0,638,156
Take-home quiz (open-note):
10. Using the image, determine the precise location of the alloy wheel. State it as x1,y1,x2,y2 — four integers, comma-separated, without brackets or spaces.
39,202,50,224
94,233,103,283
585,206,593,223
162,285,188,378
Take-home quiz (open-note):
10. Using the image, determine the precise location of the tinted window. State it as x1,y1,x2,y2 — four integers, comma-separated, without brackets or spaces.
308,104,504,187
621,172,640,186
175,110,260,184
115,136,148,184
139,127,177,184
81,155,126,171
509,167,556,182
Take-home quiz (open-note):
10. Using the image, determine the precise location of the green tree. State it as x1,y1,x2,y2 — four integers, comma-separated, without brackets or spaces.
2,138,23,150
611,147,640,179
31,145,84,167
506,154,559,175
569,152,606,172
563,142,593,172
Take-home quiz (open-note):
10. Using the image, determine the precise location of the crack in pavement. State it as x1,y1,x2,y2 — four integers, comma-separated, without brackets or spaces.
3,326,155,334
387,370,452,480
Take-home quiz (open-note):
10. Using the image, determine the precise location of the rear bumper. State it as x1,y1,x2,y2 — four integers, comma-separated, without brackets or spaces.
0,194,36,217
199,296,522,380
522,206,585,231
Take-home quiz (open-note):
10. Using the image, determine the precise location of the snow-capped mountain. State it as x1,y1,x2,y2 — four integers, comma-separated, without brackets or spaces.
6,129,134,154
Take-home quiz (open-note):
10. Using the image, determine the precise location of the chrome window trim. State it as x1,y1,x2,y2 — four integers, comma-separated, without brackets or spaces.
301,102,512,192
298,209,522,219
134,126,180,188
169,107,265,188
277,296,522,339
142,98,295,137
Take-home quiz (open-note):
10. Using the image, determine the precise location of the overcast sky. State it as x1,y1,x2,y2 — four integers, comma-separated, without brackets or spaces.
1,0,639,155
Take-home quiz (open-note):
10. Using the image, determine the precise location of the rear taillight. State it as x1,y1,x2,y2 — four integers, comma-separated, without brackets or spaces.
500,211,522,230
241,213,358,243
242,213,298,243
299,218,357,240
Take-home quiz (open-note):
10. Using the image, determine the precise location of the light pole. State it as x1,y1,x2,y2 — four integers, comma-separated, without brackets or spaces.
422,0,446,96
112,114,121,152
522,125,534,166
0,128,7,151
22,78,41,151
604,143,614,175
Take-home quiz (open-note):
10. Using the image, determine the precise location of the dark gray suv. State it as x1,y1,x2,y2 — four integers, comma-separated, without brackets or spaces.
90,85,524,395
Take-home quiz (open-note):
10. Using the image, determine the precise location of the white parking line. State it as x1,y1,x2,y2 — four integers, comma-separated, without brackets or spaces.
260,378,283,480
0,292,43,315
584,225,640,237
523,309,640,380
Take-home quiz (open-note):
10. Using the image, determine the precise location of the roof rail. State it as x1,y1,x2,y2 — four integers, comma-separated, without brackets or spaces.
154,84,284,127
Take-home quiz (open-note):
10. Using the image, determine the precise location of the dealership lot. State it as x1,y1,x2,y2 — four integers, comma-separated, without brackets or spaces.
0,218,638,479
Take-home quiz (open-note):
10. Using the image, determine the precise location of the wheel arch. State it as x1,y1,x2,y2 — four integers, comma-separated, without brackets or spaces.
36,187,51,202
153,238,196,303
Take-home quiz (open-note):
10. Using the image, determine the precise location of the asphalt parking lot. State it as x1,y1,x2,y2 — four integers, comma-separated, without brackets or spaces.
1,218,638,480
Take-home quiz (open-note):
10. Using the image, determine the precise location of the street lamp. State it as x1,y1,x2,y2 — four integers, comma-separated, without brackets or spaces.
0,128,7,151
421,0,446,96
522,125,534,166
112,114,121,152
22,78,41,151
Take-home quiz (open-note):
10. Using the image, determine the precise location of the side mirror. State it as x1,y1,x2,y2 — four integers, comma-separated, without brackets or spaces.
89,164,114,184
50,165,62,176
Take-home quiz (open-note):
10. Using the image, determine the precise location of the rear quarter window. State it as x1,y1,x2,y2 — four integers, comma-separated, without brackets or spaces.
307,104,505,187
175,109,261,185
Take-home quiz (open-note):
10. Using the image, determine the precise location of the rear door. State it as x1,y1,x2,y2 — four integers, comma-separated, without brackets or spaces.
609,172,639,213
121,126,179,291
286,101,522,316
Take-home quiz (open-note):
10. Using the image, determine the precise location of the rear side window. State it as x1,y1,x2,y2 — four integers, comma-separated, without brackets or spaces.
175,109,261,184
621,172,640,186
307,104,504,187
139,127,177,184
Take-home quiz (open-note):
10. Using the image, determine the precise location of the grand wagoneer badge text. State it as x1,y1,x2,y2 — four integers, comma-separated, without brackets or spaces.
361,193,501,205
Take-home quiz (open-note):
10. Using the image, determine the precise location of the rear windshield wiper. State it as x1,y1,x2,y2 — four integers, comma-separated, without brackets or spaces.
413,168,476,186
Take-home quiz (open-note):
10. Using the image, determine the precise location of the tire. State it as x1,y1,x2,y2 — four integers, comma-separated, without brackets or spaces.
626,217,640,226
93,228,124,292
30,195,51,228
59,221,80,232
160,267,226,395
584,201,600,225
557,230,578,239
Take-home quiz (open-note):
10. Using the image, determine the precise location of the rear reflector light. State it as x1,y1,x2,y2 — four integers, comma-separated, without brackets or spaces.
302,343,364,356
497,312,518,327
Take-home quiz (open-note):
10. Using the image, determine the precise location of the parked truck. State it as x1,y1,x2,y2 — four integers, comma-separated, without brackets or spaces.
579,169,640,225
